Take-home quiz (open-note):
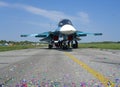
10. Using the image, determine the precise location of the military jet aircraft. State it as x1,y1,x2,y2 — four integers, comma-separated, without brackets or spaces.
21,19,102,49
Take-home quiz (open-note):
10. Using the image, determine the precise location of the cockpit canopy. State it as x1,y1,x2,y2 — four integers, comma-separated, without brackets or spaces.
58,19,73,27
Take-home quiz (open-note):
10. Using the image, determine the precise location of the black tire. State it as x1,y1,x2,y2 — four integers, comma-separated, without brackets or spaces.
62,45,68,50
48,44,53,49
72,44,78,48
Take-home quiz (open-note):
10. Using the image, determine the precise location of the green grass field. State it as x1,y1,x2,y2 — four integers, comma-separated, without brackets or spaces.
0,45,38,52
78,43,120,50
0,43,120,52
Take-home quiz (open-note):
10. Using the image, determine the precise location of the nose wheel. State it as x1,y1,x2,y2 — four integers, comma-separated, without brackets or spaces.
61,40,69,49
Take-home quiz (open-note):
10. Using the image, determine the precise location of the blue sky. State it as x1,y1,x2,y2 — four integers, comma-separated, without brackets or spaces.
0,0,120,42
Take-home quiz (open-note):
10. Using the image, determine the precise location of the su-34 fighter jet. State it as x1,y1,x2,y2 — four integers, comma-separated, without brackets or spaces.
21,19,102,49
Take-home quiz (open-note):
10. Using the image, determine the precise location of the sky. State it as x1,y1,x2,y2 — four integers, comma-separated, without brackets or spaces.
0,0,120,42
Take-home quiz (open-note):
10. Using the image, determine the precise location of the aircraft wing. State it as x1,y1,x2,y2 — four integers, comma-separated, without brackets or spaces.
21,32,50,38
21,31,60,42
76,31,102,37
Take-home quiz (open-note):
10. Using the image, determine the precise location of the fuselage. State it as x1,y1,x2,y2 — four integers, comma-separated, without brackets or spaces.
58,19,76,35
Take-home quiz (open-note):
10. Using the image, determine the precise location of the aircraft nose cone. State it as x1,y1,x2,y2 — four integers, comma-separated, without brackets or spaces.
60,25,76,35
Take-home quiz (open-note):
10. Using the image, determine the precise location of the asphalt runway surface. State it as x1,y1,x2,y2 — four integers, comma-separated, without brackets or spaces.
0,48,120,87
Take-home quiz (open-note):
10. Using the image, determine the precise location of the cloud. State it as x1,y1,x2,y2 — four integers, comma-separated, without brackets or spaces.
0,1,9,7
18,5,90,24
16,4,75,21
78,12,90,24
0,1,90,24
25,21,51,28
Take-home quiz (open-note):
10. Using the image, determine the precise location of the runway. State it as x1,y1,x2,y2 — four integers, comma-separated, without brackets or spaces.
0,48,120,86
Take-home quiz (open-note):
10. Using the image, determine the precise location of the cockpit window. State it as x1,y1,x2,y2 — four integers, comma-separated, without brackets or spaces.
58,19,73,27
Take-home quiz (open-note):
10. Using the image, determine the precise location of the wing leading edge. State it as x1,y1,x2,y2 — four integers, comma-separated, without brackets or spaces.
21,32,50,38
20,31,60,42
76,31,102,37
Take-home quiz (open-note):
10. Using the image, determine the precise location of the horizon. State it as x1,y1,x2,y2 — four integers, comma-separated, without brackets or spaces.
0,40,120,43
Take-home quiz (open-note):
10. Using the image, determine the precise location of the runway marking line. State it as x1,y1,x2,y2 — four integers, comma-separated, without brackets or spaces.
64,52,115,87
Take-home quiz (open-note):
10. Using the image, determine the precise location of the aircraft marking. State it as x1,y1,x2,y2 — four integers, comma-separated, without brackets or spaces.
64,52,115,87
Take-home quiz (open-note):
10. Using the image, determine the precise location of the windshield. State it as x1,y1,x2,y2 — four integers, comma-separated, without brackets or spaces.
58,19,73,27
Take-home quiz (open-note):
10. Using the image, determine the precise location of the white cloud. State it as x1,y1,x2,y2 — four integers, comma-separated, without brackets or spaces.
17,5,90,24
0,1,90,24
25,21,51,28
0,1,9,7
78,12,90,24
16,4,75,21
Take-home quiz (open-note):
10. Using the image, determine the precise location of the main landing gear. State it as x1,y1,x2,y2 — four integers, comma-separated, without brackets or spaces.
71,40,78,48
61,40,78,49
48,41,53,49
48,40,78,49
48,44,53,49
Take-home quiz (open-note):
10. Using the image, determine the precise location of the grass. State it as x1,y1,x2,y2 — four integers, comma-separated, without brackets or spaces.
78,43,120,50
0,45,39,52
0,43,120,52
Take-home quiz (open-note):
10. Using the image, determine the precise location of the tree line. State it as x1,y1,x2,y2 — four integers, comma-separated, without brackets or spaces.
0,40,37,45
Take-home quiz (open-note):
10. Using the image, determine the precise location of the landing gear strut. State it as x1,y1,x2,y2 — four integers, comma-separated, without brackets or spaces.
59,40,78,49
48,40,78,49
72,40,78,48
